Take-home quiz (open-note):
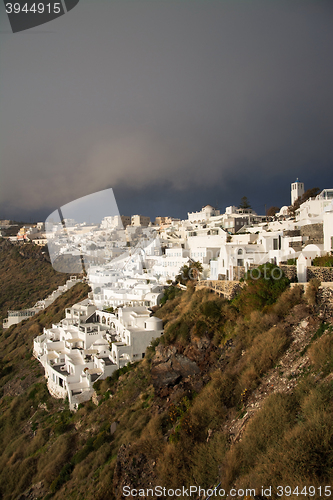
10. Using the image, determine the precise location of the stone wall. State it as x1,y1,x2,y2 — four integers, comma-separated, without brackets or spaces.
289,241,302,252
47,378,67,399
233,266,246,280
317,284,333,319
279,264,333,283
279,264,297,281
231,264,259,281
308,266,333,282
207,264,332,288
301,223,324,245
197,280,244,300
284,229,301,237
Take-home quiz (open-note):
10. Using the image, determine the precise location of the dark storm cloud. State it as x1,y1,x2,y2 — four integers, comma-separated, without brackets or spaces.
0,0,332,220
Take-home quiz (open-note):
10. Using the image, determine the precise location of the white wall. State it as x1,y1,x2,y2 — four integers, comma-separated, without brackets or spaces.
323,203,333,254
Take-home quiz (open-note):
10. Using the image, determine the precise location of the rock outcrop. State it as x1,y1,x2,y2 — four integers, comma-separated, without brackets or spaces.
151,344,200,396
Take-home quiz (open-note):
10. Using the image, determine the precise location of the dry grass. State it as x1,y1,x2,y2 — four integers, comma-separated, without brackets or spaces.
308,324,333,373
1,265,332,500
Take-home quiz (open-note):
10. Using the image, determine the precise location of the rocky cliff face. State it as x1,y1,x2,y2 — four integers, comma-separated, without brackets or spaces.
151,340,213,397
112,284,333,500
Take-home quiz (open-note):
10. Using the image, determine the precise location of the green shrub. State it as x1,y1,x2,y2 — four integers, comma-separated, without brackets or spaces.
200,300,221,320
159,286,181,305
313,254,333,267
73,440,94,465
50,462,74,492
232,263,290,315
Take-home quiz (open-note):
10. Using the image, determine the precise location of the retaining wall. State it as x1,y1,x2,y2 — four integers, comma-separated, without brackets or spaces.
196,280,244,300
308,267,333,282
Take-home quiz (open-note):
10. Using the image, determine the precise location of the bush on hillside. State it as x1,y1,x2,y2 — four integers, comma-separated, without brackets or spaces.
313,254,333,267
233,263,290,315
159,286,182,306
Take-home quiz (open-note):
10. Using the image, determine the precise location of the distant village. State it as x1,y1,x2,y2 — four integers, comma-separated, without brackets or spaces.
1,180,333,409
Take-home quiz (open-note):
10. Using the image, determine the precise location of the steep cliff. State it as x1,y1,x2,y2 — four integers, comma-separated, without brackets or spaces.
1,256,333,500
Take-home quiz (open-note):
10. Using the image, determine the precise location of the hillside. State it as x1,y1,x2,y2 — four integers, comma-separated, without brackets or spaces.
0,264,333,499
0,240,79,326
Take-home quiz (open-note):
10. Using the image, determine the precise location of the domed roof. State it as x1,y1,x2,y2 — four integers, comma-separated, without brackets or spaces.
278,206,289,216
145,316,162,323
93,338,109,346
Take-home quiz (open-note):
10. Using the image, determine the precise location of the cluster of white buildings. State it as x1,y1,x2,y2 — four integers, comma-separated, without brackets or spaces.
27,180,333,409
157,183,333,282
33,299,163,410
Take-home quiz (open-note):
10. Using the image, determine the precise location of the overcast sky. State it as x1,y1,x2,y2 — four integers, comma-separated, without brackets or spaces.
0,0,332,222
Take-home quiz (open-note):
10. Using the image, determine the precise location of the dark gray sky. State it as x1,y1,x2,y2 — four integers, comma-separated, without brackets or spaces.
0,0,332,222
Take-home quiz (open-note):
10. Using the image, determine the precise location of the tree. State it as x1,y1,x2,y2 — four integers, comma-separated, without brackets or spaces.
189,260,203,280
239,196,251,210
176,260,203,284
267,206,280,217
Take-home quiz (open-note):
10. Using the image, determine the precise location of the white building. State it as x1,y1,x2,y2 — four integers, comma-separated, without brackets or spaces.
100,215,131,230
152,246,190,280
33,300,164,410
323,201,333,254
291,179,305,205
92,274,164,309
297,189,333,224
131,215,151,227
188,205,220,223
210,229,301,281
101,215,123,230
104,307,163,366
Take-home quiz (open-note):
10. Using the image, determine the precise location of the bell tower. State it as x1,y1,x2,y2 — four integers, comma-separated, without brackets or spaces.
291,178,304,205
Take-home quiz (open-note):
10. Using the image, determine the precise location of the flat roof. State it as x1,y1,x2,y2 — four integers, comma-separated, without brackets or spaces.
53,365,70,376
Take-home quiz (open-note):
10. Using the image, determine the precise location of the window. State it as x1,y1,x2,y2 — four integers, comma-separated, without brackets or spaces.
237,249,243,255
273,239,278,250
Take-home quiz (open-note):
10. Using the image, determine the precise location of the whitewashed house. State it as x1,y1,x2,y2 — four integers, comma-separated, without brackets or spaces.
210,229,302,281
188,205,220,223
323,201,333,255
101,307,163,367
33,299,164,410
296,189,333,224
152,246,190,281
